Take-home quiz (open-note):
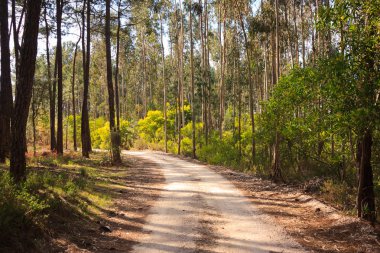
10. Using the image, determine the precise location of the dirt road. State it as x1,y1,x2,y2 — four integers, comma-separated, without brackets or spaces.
126,151,306,253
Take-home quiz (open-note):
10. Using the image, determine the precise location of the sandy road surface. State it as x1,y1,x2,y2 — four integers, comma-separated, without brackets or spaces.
126,151,306,253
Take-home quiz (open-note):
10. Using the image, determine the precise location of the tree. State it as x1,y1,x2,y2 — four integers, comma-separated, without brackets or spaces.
10,0,42,182
0,0,13,163
56,0,64,154
71,35,81,152
105,0,121,164
160,11,168,153
189,0,196,158
81,0,92,158
43,1,57,151
115,0,122,130
238,3,256,163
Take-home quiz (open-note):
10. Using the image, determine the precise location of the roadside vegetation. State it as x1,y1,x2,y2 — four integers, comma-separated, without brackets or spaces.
0,153,113,252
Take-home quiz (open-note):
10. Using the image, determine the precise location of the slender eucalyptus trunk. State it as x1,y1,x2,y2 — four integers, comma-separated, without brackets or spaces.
44,3,56,152
56,0,64,154
301,0,306,67
105,0,121,164
71,35,81,151
272,0,282,182
32,90,37,156
160,14,168,153
115,0,122,130
81,0,92,157
190,0,196,158
239,11,256,162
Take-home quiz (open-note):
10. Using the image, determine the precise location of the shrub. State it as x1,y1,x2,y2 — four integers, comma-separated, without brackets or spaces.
134,138,149,150
197,132,240,168
321,180,355,211
90,118,136,150
0,172,49,251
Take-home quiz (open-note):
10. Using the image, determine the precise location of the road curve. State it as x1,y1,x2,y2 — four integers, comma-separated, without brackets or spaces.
126,150,306,253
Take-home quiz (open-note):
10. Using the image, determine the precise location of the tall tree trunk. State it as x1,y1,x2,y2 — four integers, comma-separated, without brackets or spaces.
0,0,13,163
357,129,375,221
272,0,282,182
10,0,42,182
275,0,280,80
284,1,294,67
301,0,306,67
237,55,242,159
272,131,282,182
44,3,56,152
239,11,256,162
56,0,64,155
81,0,92,157
66,103,70,150
12,0,20,77
176,39,182,155
105,0,121,164
201,0,209,145
115,0,121,130
218,3,223,139
32,90,37,156
51,52,58,151
325,0,332,55
142,33,147,117
357,20,376,221
160,14,168,153
293,0,299,65
176,2,183,155
180,3,185,129
190,0,196,158
72,35,81,152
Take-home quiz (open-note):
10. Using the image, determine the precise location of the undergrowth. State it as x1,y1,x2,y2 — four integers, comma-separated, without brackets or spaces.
0,152,112,252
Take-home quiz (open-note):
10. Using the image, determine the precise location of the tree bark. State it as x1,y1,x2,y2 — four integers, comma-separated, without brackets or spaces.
239,10,256,162
81,0,92,157
56,0,64,155
105,0,121,164
275,0,280,80
160,13,168,153
72,35,81,152
44,3,56,152
293,0,299,65
301,0,306,67
0,0,13,163
357,129,375,221
272,131,282,182
115,0,122,130
10,0,42,182
32,90,37,157
12,0,20,77
190,0,196,158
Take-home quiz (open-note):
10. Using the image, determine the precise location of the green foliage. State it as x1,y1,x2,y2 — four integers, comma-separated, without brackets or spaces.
197,132,241,168
0,172,49,251
89,117,136,150
137,110,165,143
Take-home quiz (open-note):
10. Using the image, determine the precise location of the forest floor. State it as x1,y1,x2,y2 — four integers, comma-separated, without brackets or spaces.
47,152,166,253
0,151,164,253
1,150,380,252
